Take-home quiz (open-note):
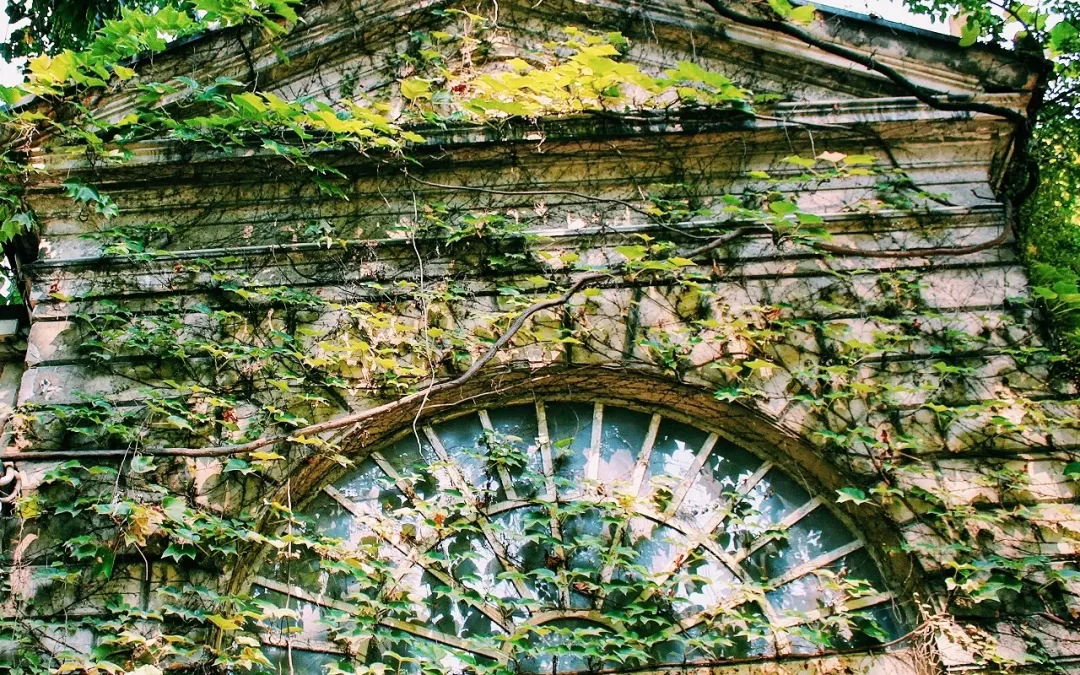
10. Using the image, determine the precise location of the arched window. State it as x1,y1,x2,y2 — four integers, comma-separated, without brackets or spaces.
252,401,908,674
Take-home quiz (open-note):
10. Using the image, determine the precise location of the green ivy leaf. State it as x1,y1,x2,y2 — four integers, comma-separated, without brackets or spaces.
129,455,156,474
162,542,198,562
94,546,116,579
615,245,648,261
208,614,243,631
782,155,816,169
224,458,254,474
836,487,871,505
767,0,794,18
1,211,35,241
166,415,194,431
958,19,982,48
161,496,187,523
1064,461,1080,481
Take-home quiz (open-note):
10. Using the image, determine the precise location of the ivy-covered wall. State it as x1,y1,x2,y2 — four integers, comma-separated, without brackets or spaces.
1,0,1077,672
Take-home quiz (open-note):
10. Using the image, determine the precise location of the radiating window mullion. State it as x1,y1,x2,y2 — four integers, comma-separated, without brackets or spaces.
700,460,774,539
423,424,538,606
650,456,791,651
629,413,662,495
774,591,895,629
592,413,663,609
323,483,456,588
324,485,513,632
672,576,791,653
768,539,864,588
536,400,571,608
478,409,520,501
584,402,604,481
323,484,422,544
736,497,823,563
662,432,720,518
369,449,417,500
625,513,753,613
320,483,439,626
321,483,430,557
535,402,559,504
259,632,347,655
253,575,509,662
423,425,474,496
640,459,775,596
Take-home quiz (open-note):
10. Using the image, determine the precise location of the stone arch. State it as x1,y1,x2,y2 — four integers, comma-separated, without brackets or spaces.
234,366,924,670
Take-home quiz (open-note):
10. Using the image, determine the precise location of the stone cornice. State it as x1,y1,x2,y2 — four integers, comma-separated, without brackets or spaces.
29,95,1025,176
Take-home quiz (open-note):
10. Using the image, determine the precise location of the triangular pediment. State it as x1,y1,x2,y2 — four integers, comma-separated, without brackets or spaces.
80,0,1038,129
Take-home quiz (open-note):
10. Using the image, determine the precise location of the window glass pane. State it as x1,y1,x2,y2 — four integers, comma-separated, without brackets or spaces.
330,456,426,542
418,567,500,638
434,531,511,600
743,506,856,581
365,633,417,674
514,618,609,673
768,549,890,613
721,469,811,551
672,551,740,618
297,491,380,599
749,469,812,522
488,404,544,497
253,586,329,647
335,457,392,512
381,435,440,500
262,491,369,597
642,418,709,501
544,402,593,489
837,548,887,590
490,506,560,607
432,413,490,493
604,518,693,608
626,518,684,573
488,404,539,445
847,604,905,647
598,406,651,485
785,602,904,653
678,440,760,528
562,505,612,608
677,607,774,660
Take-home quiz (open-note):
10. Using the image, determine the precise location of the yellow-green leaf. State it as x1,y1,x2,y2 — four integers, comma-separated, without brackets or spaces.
208,614,242,631
400,77,432,101
789,4,816,24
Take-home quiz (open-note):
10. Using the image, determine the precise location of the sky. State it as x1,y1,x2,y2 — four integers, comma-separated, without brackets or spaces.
0,0,948,86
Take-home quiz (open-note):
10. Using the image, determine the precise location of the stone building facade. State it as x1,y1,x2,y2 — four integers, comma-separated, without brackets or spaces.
2,0,1078,673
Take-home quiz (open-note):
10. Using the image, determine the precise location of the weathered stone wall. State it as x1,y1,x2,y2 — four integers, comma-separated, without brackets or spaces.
4,0,1077,671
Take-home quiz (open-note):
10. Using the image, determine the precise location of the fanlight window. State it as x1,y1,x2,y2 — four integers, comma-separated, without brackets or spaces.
254,401,906,674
